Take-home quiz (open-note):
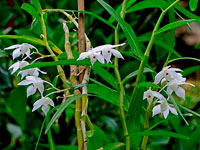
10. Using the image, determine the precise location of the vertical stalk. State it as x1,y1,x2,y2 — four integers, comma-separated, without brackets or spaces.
78,0,86,149
114,0,130,150
126,0,180,149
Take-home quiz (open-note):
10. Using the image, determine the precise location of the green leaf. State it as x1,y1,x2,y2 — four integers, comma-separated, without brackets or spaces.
100,142,125,150
167,57,200,64
55,145,77,150
92,65,118,90
32,0,42,13
175,4,200,24
97,0,143,58
23,59,114,70
137,82,160,88
45,94,87,133
178,104,200,118
182,65,200,76
189,0,198,11
126,0,168,13
134,130,189,139
156,19,197,34
108,0,137,24
21,3,41,21
8,87,27,129
122,67,153,84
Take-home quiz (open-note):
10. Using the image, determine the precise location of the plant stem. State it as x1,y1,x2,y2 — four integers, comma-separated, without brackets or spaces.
114,0,130,150
40,13,70,88
127,0,180,149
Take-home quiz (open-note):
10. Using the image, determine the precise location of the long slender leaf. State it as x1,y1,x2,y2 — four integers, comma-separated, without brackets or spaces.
126,0,168,13
122,67,153,84
23,59,114,70
134,130,189,139
92,65,118,90
45,94,87,133
97,0,143,58
156,19,197,34
178,104,200,118
189,0,198,11
100,142,125,150
21,3,41,21
108,0,137,24
168,57,200,64
175,4,200,24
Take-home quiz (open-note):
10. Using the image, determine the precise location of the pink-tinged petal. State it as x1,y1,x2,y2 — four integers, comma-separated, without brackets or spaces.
18,79,33,85
12,48,21,60
111,49,124,59
42,105,50,115
154,71,164,84
27,85,37,97
77,52,91,60
169,105,178,115
96,54,105,64
32,99,44,112
163,108,169,119
152,105,161,117
175,87,185,99
5,44,21,50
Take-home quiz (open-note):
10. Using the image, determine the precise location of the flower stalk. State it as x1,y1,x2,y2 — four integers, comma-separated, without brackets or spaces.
114,0,130,150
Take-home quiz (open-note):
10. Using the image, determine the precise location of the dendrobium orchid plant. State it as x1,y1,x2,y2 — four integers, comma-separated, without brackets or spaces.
6,43,54,115
144,65,194,119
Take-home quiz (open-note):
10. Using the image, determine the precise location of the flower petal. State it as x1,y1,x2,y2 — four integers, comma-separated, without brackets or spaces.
154,71,163,84
32,99,44,112
169,105,178,115
167,87,173,95
12,48,21,60
18,79,33,85
152,91,164,100
27,85,37,97
37,83,44,96
77,51,91,60
111,49,124,59
96,54,105,64
152,105,161,117
5,44,21,50
175,87,185,99
23,43,36,49
46,97,55,107
42,105,50,115
163,108,169,119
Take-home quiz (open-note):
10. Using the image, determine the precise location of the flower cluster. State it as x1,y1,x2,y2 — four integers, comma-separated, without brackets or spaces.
143,66,194,119
6,43,54,115
77,43,125,65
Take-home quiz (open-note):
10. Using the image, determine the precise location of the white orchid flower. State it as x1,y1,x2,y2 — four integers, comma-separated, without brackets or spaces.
8,61,29,74
5,43,36,60
152,99,178,119
17,68,47,79
32,97,54,115
77,43,125,65
143,88,164,104
154,66,184,84
18,76,45,97
77,51,104,66
166,79,195,99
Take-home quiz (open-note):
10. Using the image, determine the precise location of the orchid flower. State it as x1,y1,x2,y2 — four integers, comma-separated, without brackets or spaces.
166,79,195,99
32,97,54,115
143,88,165,104
77,43,125,65
77,51,104,65
154,66,184,84
8,61,29,74
5,43,36,60
17,68,47,79
152,99,178,119
18,76,45,97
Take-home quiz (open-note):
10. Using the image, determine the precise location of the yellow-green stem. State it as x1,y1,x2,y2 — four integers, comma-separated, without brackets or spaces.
114,0,130,150
128,0,180,149
40,13,70,88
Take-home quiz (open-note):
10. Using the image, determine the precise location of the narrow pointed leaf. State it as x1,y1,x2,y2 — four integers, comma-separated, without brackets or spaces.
32,0,42,13
21,3,41,21
189,0,198,11
97,0,143,58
